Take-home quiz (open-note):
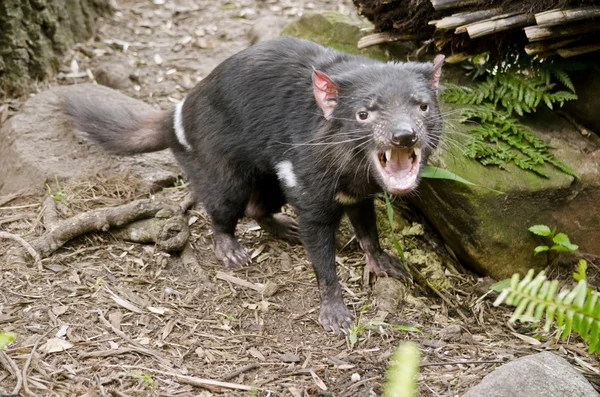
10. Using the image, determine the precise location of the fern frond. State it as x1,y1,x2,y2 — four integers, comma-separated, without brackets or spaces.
442,60,580,179
494,266,600,353
550,68,575,93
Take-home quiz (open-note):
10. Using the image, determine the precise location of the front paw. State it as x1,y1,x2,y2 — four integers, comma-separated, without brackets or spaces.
319,299,353,333
366,250,412,282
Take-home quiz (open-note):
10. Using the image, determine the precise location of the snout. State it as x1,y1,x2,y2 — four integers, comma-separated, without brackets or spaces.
391,128,418,148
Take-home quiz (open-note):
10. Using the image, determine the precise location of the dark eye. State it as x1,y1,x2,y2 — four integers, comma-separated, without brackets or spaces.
419,103,429,112
357,111,369,121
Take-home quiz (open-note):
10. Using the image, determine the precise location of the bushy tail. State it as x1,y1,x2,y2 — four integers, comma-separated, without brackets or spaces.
62,96,171,155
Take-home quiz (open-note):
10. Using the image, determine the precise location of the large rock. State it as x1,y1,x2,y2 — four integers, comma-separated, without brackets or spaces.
281,12,415,61
409,105,600,279
463,352,599,397
0,84,180,195
562,56,600,135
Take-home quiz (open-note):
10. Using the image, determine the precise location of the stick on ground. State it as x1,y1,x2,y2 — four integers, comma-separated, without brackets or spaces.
30,199,180,258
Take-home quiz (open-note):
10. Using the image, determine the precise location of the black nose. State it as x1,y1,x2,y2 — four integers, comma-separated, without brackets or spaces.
391,129,418,147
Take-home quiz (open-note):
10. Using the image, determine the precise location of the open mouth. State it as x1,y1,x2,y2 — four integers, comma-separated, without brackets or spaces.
373,147,421,194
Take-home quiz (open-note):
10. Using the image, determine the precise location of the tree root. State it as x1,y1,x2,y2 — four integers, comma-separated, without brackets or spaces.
30,198,186,258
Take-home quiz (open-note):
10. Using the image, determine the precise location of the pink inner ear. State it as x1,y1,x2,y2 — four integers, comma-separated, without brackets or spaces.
431,54,445,88
312,70,337,120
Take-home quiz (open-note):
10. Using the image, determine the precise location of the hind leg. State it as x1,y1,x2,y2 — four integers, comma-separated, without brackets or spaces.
245,176,301,244
196,176,253,267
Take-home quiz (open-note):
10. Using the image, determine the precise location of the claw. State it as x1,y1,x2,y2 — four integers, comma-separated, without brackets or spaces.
214,232,250,267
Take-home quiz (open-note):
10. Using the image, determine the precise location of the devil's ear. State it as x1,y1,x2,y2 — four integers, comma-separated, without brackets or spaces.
430,54,444,88
312,70,338,120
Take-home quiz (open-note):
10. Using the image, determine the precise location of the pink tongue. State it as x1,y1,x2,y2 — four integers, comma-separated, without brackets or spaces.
385,149,412,176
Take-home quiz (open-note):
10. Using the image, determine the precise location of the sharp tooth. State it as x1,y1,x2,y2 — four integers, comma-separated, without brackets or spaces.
414,148,421,157
385,149,392,161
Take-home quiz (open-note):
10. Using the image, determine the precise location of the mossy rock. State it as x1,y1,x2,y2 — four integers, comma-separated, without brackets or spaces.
281,12,415,61
408,94,600,279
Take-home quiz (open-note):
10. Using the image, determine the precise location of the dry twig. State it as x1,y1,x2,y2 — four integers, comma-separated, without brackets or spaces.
0,351,22,396
0,231,42,271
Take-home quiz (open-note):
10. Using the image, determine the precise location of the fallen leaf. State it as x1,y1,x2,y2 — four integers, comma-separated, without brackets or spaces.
511,332,541,346
248,347,265,361
311,370,327,391
55,324,69,338
148,306,169,315
41,338,73,353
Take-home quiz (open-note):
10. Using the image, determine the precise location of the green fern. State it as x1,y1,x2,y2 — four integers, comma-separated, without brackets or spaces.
494,261,600,353
442,55,581,179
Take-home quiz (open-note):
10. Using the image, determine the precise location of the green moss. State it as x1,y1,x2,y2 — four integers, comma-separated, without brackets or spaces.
281,12,414,62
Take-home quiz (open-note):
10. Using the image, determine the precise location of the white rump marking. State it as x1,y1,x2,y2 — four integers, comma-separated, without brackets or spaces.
276,161,297,188
174,100,192,151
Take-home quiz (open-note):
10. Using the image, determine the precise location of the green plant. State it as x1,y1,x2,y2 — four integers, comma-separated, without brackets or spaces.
383,193,408,272
442,54,581,179
46,175,67,203
494,260,600,353
383,341,421,397
529,224,578,255
0,331,16,351
348,304,421,349
129,370,155,388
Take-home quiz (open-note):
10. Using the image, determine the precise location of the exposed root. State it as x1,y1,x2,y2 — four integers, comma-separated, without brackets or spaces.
30,198,183,258
0,231,42,271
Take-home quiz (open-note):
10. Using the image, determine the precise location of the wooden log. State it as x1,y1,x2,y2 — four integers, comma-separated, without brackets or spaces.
454,12,520,34
357,32,426,50
430,9,502,30
557,43,600,58
535,6,600,27
524,37,582,55
430,0,479,11
466,13,535,38
445,53,471,64
524,21,600,42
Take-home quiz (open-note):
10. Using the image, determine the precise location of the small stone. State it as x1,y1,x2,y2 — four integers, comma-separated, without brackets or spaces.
439,324,463,342
373,277,407,313
351,373,361,382
238,8,257,20
94,60,132,89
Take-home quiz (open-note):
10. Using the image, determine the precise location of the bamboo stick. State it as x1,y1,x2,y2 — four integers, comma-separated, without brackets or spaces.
430,8,502,30
454,11,520,34
557,43,600,58
524,37,582,55
535,6,600,27
524,21,600,42
466,13,535,38
357,32,425,50
430,0,479,11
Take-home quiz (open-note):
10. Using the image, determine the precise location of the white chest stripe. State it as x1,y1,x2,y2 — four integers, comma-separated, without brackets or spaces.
174,100,192,151
276,161,297,188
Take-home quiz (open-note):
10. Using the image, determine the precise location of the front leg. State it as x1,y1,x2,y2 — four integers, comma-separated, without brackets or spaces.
299,209,353,333
345,198,411,281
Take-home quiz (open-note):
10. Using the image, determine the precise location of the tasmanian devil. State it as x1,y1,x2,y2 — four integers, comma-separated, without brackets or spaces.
63,37,444,332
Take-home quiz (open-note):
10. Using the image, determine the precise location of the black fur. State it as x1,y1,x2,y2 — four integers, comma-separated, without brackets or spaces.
63,37,444,332
63,97,172,155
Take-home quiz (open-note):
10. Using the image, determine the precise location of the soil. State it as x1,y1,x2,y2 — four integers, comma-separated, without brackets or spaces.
1,0,599,396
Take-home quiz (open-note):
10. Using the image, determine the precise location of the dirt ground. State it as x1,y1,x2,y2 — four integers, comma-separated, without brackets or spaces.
1,0,600,396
